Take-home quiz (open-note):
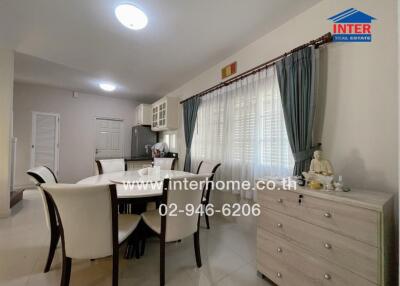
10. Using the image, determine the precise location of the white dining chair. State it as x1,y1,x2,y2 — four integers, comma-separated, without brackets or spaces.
96,159,126,174
153,157,175,170
41,183,141,286
26,166,59,273
196,161,221,229
141,175,208,286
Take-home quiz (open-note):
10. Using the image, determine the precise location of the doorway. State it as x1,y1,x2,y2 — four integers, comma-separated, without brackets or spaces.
31,112,60,176
95,118,124,159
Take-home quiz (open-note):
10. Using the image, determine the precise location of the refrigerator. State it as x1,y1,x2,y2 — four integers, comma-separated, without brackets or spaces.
131,125,157,158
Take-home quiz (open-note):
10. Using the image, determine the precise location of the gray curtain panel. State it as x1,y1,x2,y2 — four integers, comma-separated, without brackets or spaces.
276,47,319,176
183,96,201,172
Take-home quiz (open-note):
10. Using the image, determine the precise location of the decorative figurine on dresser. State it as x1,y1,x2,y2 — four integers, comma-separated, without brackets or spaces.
309,150,334,175
302,150,335,190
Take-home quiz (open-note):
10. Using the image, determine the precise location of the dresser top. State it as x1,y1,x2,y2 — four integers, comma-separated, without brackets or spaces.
263,185,394,211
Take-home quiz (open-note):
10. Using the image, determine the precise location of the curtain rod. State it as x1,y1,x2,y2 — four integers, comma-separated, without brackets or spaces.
180,32,333,104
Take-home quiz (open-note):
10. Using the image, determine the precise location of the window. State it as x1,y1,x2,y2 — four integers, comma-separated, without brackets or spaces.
191,66,294,194
161,132,177,152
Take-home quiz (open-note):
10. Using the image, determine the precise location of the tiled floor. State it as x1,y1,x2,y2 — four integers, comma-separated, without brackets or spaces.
0,190,273,286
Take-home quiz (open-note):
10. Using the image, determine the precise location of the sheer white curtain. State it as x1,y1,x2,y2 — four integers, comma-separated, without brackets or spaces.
191,66,294,199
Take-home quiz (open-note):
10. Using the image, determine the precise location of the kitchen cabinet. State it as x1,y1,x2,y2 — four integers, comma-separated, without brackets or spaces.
151,96,179,131
136,104,152,125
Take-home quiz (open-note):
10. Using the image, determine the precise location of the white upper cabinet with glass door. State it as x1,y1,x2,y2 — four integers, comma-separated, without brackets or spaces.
151,96,179,131
152,105,159,128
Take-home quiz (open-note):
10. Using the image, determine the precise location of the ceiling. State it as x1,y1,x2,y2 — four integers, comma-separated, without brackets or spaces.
0,0,321,102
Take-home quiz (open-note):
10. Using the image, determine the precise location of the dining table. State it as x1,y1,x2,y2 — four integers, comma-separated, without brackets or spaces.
77,169,196,197
77,169,197,259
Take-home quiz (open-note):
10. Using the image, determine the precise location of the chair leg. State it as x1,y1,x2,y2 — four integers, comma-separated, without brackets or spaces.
140,222,149,256
160,240,165,286
140,238,146,256
193,231,202,267
134,237,140,259
126,241,134,259
44,227,60,272
61,256,71,286
204,212,210,229
112,251,119,286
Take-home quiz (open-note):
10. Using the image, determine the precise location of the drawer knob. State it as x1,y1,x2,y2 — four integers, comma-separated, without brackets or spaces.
324,273,331,280
277,223,283,228
324,243,332,249
324,212,332,218
276,272,282,278
277,198,283,203
277,247,282,253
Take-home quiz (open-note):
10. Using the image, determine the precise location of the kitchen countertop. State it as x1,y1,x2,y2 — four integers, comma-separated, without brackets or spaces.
124,157,153,161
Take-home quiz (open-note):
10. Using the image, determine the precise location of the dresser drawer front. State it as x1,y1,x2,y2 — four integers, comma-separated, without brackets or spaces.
258,189,379,246
258,208,379,283
257,247,316,286
257,228,376,286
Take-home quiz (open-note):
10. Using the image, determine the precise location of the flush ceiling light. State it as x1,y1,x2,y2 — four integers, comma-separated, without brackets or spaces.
115,4,148,30
99,83,116,92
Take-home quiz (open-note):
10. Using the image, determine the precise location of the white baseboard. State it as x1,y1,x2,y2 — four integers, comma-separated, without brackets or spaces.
0,209,11,218
13,183,35,191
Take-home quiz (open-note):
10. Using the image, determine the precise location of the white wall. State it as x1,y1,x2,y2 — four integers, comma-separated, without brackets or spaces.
166,0,398,195
13,82,138,186
0,49,14,217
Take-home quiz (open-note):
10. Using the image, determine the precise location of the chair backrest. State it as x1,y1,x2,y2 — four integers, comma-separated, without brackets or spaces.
153,157,175,170
41,183,117,259
96,159,126,174
27,166,59,229
161,176,207,242
196,161,221,180
196,161,221,202
27,166,58,184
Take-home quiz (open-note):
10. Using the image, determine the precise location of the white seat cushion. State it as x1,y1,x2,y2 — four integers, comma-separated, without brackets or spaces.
141,210,161,235
118,214,141,243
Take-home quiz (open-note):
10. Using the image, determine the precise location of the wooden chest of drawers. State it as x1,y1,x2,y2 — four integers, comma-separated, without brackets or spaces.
256,185,395,286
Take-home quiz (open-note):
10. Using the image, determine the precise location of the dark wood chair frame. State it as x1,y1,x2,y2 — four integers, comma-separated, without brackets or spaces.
43,184,136,286
26,166,59,273
196,161,221,229
143,178,202,286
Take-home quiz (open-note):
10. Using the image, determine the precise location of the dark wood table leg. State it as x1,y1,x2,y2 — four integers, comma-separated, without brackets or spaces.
119,197,160,259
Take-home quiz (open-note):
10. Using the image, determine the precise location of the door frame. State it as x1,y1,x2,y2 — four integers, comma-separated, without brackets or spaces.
93,117,125,162
31,111,61,176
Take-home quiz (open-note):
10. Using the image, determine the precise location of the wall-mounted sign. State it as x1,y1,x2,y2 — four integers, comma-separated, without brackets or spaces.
328,8,376,42
221,62,237,79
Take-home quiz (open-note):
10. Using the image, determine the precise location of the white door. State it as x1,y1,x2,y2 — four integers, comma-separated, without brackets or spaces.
95,118,124,159
31,112,60,176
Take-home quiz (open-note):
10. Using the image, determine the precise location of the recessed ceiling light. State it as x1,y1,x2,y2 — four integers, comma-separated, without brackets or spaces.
115,4,148,30
99,83,116,92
